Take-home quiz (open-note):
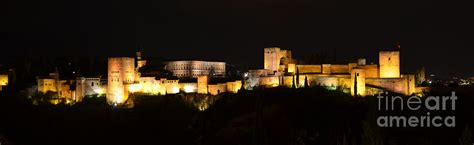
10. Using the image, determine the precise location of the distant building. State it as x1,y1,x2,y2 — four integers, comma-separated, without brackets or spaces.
37,73,75,101
0,73,8,91
75,77,104,101
105,51,240,105
164,60,225,78
37,77,57,93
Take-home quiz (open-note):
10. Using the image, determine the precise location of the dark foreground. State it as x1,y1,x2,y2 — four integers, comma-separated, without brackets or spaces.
0,86,473,145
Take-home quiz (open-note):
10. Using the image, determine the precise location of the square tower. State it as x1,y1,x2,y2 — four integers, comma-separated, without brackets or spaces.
197,75,208,94
107,57,135,105
264,47,281,73
379,51,400,78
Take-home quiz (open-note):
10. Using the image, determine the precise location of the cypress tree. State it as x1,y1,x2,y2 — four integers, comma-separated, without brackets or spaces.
304,76,309,88
296,67,300,88
292,75,296,89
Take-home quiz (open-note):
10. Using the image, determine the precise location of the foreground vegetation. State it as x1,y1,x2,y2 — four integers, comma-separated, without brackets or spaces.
0,86,472,145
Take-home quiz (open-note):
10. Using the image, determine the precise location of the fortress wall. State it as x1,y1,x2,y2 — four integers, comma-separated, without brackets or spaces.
281,74,350,88
226,81,242,93
132,77,165,95
259,76,280,87
164,80,180,94
322,64,331,74
366,78,408,95
339,77,352,89
297,65,321,74
179,83,198,93
282,76,293,87
208,83,227,95
415,87,430,93
359,64,379,78
313,76,339,87
330,64,349,74
403,74,416,95
348,63,358,73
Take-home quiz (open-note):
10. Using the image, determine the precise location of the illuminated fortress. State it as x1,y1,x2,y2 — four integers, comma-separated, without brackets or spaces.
34,46,422,105
105,52,240,105
246,47,418,96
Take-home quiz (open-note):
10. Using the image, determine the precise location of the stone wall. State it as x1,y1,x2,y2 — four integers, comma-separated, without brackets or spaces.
179,83,198,93
76,77,102,101
297,65,321,74
226,81,242,93
208,83,227,95
366,78,408,95
359,64,379,78
330,64,349,74
258,76,280,87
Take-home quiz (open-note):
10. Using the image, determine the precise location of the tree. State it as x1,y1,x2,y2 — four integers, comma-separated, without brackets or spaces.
296,67,300,88
354,73,358,96
304,76,309,88
292,75,296,89
280,76,285,87
459,125,472,145
361,96,383,145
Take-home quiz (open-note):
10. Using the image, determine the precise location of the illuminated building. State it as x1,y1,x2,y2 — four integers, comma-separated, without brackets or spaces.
36,72,76,102
107,57,135,105
247,47,418,96
37,78,58,93
76,77,103,101
264,47,296,73
164,60,225,78
0,74,8,91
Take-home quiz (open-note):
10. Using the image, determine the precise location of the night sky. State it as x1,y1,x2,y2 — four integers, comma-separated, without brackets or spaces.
2,0,474,78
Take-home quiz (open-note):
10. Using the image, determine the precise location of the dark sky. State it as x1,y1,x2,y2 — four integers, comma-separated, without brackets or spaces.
2,0,474,78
